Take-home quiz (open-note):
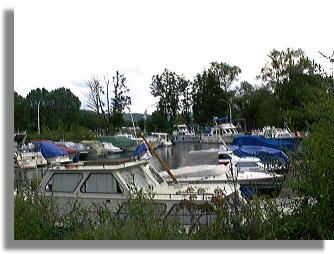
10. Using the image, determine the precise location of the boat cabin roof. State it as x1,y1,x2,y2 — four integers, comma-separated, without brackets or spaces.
51,159,145,172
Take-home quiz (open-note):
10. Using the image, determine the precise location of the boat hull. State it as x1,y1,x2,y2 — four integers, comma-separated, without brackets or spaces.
172,135,201,143
200,135,235,144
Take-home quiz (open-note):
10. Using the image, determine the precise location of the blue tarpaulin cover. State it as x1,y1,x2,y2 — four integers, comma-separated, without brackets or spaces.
132,143,148,158
213,116,229,122
32,140,69,158
232,135,296,150
229,145,289,161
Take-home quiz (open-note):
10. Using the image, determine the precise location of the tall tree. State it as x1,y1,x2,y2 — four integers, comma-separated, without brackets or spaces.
14,91,31,132
178,76,192,124
111,71,131,130
48,87,81,130
192,62,240,126
25,88,50,132
209,62,241,92
150,69,181,122
86,71,131,133
86,76,108,130
257,48,314,92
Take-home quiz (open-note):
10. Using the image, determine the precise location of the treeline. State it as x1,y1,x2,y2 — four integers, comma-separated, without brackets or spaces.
147,48,334,133
15,48,334,136
14,87,101,134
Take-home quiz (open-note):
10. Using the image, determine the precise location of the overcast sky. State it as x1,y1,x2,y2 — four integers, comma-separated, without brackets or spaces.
14,0,334,114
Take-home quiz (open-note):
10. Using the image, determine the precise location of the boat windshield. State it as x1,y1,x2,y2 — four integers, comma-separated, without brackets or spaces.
119,167,156,188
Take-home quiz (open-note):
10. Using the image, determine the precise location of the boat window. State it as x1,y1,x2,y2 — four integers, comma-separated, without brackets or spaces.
235,162,259,168
148,165,165,184
119,167,156,188
117,202,166,219
81,173,123,194
166,204,216,226
45,173,83,193
218,153,232,160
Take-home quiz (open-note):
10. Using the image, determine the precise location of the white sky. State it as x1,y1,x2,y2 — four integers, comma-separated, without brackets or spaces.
14,0,334,114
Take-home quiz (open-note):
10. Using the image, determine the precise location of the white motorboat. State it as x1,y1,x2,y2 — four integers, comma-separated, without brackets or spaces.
148,132,172,148
37,159,243,226
115,133,142,144
159,148,284,197
172,124,200,143
252,126,294,139
201,117,239,144
102,142,123,154
15,143,47,169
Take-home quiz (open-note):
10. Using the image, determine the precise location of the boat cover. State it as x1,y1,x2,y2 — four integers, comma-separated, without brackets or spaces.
160,164,226,179
32,140,69,158
133,143,148,158
98,136,136,149
232,135,296,150
229,145,289,161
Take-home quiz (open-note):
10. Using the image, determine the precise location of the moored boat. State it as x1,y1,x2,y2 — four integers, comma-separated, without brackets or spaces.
31,140,72,165
148,132,172,148
56,141,90,160
101,142,123,154
37,158,243,226
159,147,284,198
200,117,239,144
81,140,108,158
172,124,200,143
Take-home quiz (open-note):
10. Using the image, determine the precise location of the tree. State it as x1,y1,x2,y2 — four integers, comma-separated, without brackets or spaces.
178,76,192,124
289,92,334,238
86,71,131,134
25,88,50,132
14,91,31,132
86,75,108,131
192,62,240,126
111,71,131,130
48,87,81,130
150,69,182,123
257,48,314,92
209,62,241,92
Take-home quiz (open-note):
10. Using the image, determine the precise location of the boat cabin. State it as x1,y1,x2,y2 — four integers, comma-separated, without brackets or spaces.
262,126,294,139
172,125,194,136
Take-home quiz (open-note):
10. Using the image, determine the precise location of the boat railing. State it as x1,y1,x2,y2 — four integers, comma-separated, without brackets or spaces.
153,192,216,201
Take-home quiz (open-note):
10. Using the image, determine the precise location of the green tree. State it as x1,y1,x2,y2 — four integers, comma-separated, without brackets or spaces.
192,62,239,126
150,69,181,123
209,62,241,92
257,48,313,92
289,92,334,239
178,76,192,124
86,71,131,134
111,71,131,130
48,87,81,130
14,91,31,132
25,88,50,132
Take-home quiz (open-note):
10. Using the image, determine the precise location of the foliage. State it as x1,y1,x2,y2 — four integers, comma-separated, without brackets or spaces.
14,91,31,131
15,87,81,133
85,72,131,134
28,126,96,142
192,63,239,126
